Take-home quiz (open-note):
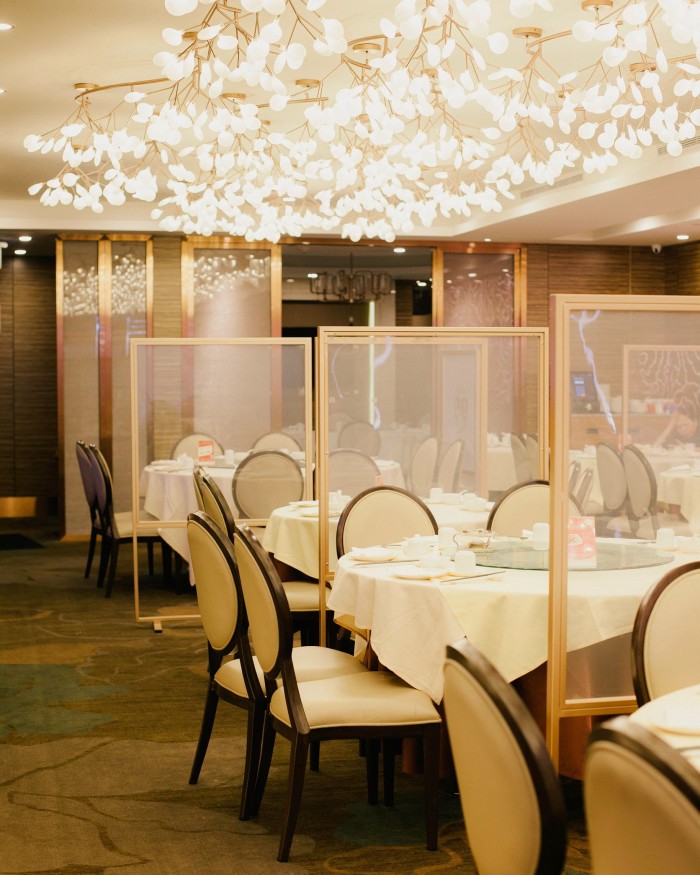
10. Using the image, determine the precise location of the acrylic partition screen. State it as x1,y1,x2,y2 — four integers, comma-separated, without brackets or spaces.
317,327,547,639
549,295,700,755
130,337,312,625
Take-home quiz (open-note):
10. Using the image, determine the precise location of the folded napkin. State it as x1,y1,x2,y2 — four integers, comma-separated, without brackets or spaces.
350,546,396,562
659,703,700,734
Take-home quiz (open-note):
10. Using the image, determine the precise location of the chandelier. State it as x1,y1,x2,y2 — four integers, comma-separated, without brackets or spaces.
24,0,700,244
309,253,394,301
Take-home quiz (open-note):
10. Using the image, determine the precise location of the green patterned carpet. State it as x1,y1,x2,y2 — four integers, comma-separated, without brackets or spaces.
0,528,591,874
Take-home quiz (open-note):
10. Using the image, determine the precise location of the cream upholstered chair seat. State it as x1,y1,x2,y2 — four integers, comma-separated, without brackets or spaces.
186,511,366,821
584,717,700,875
252,431,301,452
336,485,437,558
408,435,438,497
269,671,441,730
486,480,582,537
232,449,304,519
233,523,442,863
215,641,368,699
631,560,700,705
443,638,566,875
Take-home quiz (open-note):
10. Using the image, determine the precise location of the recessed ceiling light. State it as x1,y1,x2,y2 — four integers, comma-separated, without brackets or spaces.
416,280,427,287
18,235,32,242
446,279,452,284
302,241,310,245
0,23,14,31
502,268,509,273
468,272,477,278
14,249,26,255
484,237,492,242
286,278,295,283
677,234,690,241
0,89,5,95
307,272,318,279
393,247,406,253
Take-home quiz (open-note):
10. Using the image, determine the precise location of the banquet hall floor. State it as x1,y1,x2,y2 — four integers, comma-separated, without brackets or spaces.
0,518,591,874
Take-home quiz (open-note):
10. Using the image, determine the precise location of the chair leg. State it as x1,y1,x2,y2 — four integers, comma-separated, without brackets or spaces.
366,739,380,805
104,540,120,598
277,734,310,863
189,685,219,785
96,535,110,589
383,739,397,806
147,540,154,576
240,702,266,821
251,715,276,817
309,740,320,772
161,541,173,586
423,725,441,851
85,528,98,578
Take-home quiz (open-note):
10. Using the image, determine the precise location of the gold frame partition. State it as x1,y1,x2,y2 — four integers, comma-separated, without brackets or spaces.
130,336,313,629
57,234,153,535
547,294,700,765
316,326,548,645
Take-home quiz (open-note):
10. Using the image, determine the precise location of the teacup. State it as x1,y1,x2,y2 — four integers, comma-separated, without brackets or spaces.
454,550,477,574
403,535,435,559
224,449,235,465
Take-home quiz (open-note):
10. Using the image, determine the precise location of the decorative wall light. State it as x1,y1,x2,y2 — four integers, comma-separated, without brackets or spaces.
24,1,700,243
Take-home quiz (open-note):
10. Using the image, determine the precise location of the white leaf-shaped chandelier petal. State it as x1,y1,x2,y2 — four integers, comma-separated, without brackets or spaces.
24,0,700,243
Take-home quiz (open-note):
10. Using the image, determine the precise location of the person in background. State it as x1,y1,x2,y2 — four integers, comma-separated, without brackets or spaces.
653,393,699,447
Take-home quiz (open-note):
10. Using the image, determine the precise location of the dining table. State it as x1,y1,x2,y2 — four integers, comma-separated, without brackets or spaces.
326,536,698,705
261,498,492,579
629,683,700,774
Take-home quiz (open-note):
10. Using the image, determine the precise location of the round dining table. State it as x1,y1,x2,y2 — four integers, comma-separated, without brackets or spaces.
261,499,491,580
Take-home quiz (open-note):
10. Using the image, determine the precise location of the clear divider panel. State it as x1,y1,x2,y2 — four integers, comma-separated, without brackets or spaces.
321,329,545,589
132,338,311,623
561,302,700,704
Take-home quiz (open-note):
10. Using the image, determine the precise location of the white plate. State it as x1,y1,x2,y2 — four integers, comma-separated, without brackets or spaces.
650,704,700,735
350,547,398,562
150,459,175,467
289,500,318,508
393,566,451,580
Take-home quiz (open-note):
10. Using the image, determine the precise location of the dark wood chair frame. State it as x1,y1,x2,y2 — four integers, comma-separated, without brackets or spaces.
186,511,264,821
445,639,567,875
631,559,700,706
75,440,101,579
234,523,441,863
336,484,438,559
621,443,659,537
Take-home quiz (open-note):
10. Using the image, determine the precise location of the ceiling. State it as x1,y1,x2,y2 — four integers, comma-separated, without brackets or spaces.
0,0,699,254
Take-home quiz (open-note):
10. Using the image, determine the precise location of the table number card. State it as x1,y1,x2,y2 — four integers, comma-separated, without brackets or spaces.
197,440,214,464
568,516,596,569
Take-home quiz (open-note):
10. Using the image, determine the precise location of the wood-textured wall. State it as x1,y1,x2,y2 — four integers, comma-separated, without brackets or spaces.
525,244,669,327
0,256,57,502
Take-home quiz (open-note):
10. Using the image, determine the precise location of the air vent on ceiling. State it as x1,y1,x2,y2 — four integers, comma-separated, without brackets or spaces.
519,172,584,199
658,135,700,156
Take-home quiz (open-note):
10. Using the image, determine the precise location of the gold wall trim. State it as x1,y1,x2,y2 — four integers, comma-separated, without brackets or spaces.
0,497,39,518
56,240,66,532
98,238,113,467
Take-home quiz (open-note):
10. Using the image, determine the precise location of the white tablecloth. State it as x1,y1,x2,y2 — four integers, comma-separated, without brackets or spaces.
486,446,517,494
630,684,700,774
262,499,490,579
657,468,700,524
141,464,236,522
327,542,700,703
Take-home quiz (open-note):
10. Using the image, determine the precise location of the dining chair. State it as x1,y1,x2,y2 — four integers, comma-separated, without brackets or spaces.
510,433,533,483
584,717,700,875
435,439,464,492
336,486,437,558
408,436,439,497
486,480,583,537
595,441,629,536
328,449,381,497
88,444,159,597
631,560,700,705
574,466,594,513
201,468,321,645
186,512,366,820
171,432,223,460
443,639,567,875
567,459,581,495
252,431,301,452
337,420,381,457
75,440,101,579
192,465,206,513
231,450,304,520
233,523,442,863
622,444,659,538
